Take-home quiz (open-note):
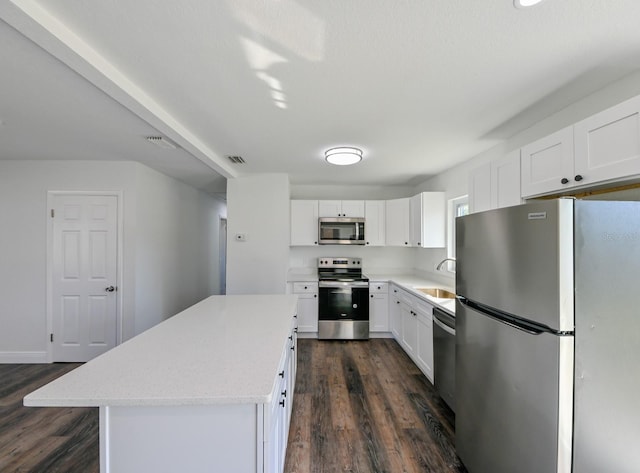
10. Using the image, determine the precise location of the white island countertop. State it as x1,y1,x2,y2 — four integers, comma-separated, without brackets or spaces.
24,295,298,408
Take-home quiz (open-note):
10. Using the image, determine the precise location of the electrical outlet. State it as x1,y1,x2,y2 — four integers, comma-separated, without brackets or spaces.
235,233,247,242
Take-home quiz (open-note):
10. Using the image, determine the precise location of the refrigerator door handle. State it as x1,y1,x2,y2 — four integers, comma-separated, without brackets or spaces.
460,298,547,336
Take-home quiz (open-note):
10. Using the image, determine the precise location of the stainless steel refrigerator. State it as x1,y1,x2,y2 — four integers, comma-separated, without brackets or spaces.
455,198,640,473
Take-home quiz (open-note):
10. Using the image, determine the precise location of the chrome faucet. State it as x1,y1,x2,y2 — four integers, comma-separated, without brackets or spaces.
436,258,456,271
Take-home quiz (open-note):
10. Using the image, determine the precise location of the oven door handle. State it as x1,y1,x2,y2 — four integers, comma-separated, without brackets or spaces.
319,281,369,288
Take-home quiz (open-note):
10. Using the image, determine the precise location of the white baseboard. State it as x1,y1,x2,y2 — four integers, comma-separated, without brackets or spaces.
297,332,393,339
369,332,394,339
296,332,317,339
0,351,48,364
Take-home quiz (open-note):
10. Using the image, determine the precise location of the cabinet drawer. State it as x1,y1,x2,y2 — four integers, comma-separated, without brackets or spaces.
292,282,318,293
390,285,412,305
369,282,388,293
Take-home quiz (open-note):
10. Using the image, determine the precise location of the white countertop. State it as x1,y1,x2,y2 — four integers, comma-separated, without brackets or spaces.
366,272,456,314
24,295,298,408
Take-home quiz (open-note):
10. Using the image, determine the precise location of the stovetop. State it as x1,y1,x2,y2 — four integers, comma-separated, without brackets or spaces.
317,257,366,281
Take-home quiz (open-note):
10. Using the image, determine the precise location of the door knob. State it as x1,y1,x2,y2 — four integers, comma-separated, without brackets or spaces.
105,286,116,292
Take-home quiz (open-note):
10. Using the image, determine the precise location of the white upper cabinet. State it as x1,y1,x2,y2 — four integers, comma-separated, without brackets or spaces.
290,200,318,246
318,200,365,217
364,200,386,246
385,198,411,247
468,163,492,214
522,95,640,198
410,192,445,248
521,126,575,198
491,150,522,209
470,151,521,214
574,95,640,185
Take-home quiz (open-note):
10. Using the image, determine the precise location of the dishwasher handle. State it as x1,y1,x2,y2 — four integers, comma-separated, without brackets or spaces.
433,315,456,336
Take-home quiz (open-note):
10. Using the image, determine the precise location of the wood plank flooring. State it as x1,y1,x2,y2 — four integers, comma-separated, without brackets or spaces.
0,339,465,472
285,339,466,473
0,363,99,472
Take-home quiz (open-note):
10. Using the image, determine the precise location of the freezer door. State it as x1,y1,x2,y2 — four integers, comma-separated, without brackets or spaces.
456,199,574,332
456,302,573,473
573,200,640,472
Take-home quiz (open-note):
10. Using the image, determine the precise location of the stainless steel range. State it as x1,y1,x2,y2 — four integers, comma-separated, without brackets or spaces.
317,257,369,340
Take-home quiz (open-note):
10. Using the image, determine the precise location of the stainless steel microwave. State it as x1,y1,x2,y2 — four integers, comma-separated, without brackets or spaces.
318,218,365,245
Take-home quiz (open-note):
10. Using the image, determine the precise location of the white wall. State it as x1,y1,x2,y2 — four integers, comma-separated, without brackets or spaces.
411,70,640,279
290,246,415,274
132,164,226,334
0,160,224,362
291,184,413,200
226,174,290,294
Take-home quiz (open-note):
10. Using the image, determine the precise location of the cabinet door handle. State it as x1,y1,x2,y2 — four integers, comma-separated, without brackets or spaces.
282,389,287,398
575,174,583,182
314,294,317,298
280,399,286,408
371,294,374,298
561,177,570,184
279,371,284,378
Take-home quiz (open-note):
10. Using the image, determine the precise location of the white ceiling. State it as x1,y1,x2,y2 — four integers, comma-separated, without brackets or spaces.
3,0,640,192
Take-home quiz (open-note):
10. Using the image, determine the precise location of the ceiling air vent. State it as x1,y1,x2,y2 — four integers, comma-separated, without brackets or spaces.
145,136,177,149
227,155,246,164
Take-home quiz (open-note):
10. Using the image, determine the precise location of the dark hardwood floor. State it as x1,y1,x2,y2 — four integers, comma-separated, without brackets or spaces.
285,339,466,473
0,363,99,472
0,339,465,472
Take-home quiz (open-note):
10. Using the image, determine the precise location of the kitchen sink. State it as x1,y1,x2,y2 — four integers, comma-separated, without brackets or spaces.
416,288,456,299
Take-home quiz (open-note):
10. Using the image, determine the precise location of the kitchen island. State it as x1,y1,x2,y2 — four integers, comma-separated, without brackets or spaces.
24,295,299,473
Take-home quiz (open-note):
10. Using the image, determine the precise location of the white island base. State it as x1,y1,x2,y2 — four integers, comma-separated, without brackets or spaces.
25,295,299,473
101,404,263,472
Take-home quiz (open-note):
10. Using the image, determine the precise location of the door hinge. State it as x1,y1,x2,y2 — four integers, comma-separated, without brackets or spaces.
50,333,54,342
50,209,55,218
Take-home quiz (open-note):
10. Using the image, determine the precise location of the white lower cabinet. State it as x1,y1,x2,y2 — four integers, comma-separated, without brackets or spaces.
389,285,403,339
415,301,434,382
264,320,297,473
291,282,318,333
390,284,435,383
401,301,418,356
369,282,389,332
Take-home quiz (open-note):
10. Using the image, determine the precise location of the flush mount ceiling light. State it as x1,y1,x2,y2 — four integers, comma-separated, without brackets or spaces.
325,147,363,166
514,0,545,8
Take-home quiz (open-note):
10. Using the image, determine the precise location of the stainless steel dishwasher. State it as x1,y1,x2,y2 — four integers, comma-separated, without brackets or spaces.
433,307,456,412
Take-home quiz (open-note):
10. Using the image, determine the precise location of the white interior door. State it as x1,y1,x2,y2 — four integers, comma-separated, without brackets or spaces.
51,194,118,361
